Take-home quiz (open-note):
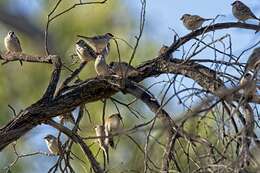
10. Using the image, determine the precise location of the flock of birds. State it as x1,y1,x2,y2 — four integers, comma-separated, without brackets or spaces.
2,0,260,165
4,31,128,163
45,113,122,163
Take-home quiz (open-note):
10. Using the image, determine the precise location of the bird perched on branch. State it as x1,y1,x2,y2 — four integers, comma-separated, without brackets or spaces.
4,31,23,65
239,71,256,101
95,54,139,77
158,45,173,59
75,39,96,62
44,134,62,155
231,1,260,23
110,61,139,77
105,113,123,148
77,33,114,53
59,112,76,125
95,125,109,163
94,54,114,76
180,14,212,31
245,47,260,72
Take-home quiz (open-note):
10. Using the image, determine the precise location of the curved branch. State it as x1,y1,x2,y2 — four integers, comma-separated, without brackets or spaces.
165,22,260,55
136,57,223,93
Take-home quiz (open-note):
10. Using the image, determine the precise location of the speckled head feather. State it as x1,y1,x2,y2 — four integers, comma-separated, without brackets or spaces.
180,14,190,20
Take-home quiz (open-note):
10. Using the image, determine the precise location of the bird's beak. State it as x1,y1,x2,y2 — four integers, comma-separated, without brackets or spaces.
231,2,235,5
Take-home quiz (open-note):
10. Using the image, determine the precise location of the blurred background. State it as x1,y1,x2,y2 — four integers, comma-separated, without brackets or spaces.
0,0,259,172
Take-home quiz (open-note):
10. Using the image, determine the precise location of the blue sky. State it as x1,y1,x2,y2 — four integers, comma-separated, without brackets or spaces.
124,0,260,52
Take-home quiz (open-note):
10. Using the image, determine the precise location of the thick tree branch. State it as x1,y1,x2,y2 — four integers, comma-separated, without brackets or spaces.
136,57,223,93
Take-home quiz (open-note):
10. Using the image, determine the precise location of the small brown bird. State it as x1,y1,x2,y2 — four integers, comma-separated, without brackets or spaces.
245,47,260,72
59,112,76,125
231,1,260,23
158,45,173,59
105,113,123,148
94,54,114,76
75,39,96,62
180,14,212,31
95,125,109,163
110,61,139,77
239,72,256,100
44,134,62,155
77,33,114,53
4,31,23,65
94,54,139,77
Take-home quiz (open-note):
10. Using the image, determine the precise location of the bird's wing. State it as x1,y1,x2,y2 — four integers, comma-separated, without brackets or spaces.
193,15,205,22
15,37,22,51
110,62,139,76
240,3,257,19
84,43,97,57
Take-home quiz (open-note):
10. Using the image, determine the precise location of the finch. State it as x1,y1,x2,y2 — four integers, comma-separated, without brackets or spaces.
180,14,212,31
44,134,62,155
105,113,123,148
77,33,113,53
231,1,260,23
4,31,23,65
